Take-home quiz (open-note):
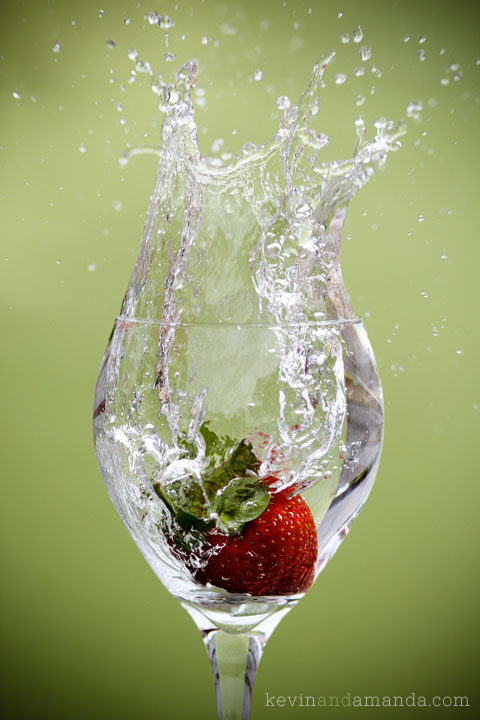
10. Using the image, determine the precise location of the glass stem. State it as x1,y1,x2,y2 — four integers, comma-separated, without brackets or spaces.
205,630,265,720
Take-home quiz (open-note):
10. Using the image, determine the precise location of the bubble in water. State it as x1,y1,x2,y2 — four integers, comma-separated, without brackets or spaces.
453,71,463,81
112,200,123,211
124,17,131,25
355,66,366,77
276,95,291,110
418,214,424,222
254,70,263,81
201,36,208,45
456,349,463,355
79,143,86,153
164,52,176,62
352,26,364,43
418,49,426,62
356,94,365,106
128,48,138,61
432,325,438,337
88,262,97,272
403,34,410,43
52,40,61,53
440,77,450,86
98,9,104,19
440,250,448,259
359,46,371,62
419,35,427,44
420,288,429,298
340,34,350,44
334,73,347,85
439,48,446,55
337,11,343,19
106,39,116,49
12,90,21,99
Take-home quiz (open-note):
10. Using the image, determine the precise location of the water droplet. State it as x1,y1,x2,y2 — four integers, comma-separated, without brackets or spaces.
340,33,350,44
337,11,343,19
419,35,427,44
352,26,364,43
360,46,372,62
432,325,438,337
159,15,174,29
88,262,97,272
355,66,366,77
473,403,479,411
254,69,263,81
440,77,450,86
164,52,176,62
453,71,463,81
12,90,21,100
79,143,86,153
403,34,410,43
52,40,61,53
418,214,424,222
420,289,429,298
440,250,448,260
406,99,423,120
106,39,116,48
98,9,104,19
476,58,480,66
334,73,347,85
201,36,208,45
112,200,122,211
145,11,159,24
355,94,365,107
219,22,237,36
455,349,463,355
127,48,138,61
418,49,426,62
276,95,291,110
124,17,131,25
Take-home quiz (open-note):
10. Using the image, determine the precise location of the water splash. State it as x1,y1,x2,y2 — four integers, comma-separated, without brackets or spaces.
94,52,404,607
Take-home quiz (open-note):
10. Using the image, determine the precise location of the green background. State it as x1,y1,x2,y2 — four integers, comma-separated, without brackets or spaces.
1,0,478,718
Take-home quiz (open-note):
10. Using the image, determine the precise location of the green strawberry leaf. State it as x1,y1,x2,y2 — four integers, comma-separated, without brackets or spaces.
215,476,270,532
203,439,261,500
153,425,265,537
153,482,212,533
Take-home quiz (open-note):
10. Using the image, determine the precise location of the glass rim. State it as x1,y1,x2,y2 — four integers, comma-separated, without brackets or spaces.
115,315,361,329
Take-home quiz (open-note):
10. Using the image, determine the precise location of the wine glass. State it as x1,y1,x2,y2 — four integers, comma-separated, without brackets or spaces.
93,316,383,719
93,57,400,719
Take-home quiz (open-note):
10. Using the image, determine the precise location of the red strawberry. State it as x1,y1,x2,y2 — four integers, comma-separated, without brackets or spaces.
192,483,317,596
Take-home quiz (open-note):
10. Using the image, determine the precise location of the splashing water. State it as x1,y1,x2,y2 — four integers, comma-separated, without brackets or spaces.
94,53,406,619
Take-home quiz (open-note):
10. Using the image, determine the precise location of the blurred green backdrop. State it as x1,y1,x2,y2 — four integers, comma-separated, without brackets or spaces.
1,0,479,718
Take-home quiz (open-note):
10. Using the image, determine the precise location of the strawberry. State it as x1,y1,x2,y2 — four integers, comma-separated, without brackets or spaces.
153,425,317,597
192,482,317,596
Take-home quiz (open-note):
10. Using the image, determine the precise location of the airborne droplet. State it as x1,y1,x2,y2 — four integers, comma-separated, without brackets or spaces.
352,26,364,43
359,46,371,62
